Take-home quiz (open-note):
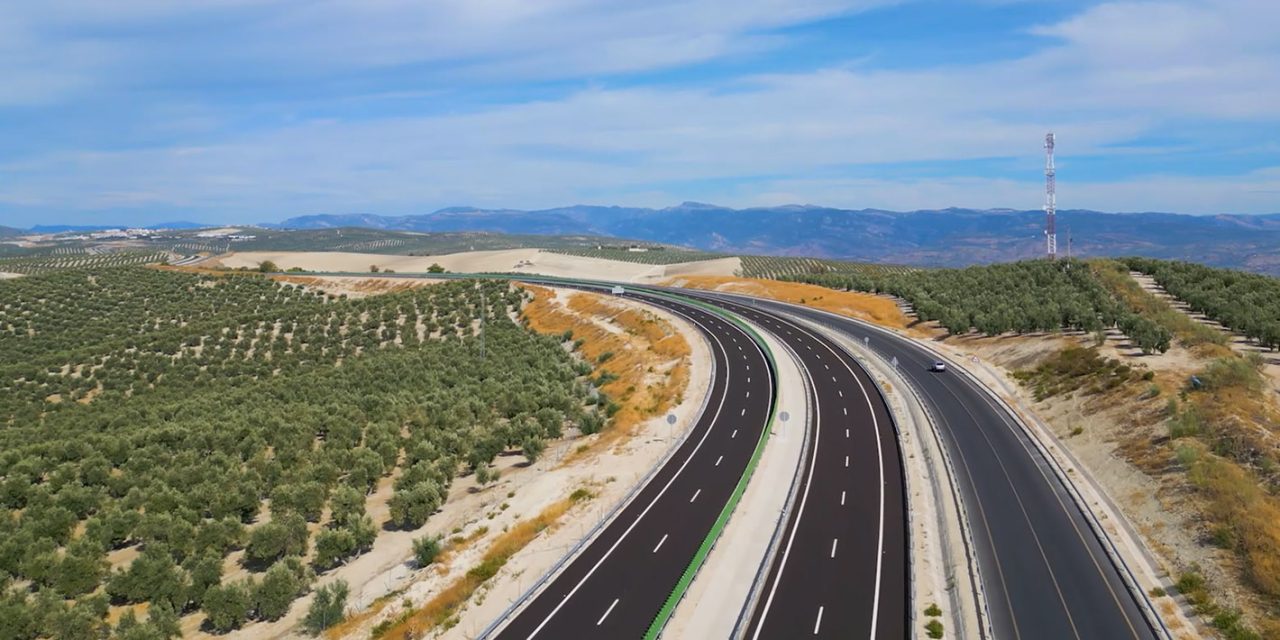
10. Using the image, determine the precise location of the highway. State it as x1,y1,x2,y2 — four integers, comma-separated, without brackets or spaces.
492,288,776,638
503,280,909,639
688,290,1159,640
708,297,908,639
313,273,911,638
313,270,1154,639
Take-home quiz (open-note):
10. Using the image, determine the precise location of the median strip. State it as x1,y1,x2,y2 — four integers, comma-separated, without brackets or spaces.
633,289,781,640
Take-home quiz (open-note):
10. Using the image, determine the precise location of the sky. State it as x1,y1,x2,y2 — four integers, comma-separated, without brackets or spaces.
1,0,1278,227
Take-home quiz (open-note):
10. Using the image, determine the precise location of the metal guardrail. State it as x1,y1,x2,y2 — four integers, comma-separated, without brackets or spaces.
945,356,1174,640
475,292,721,639
824,322,992,640
799,300,1170,640
641,292,780,639
728,319,817,639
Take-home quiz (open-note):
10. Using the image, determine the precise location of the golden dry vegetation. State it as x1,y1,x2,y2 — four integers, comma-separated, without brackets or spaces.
1004,338,1280,634
666,275,905,329
519,284,692,456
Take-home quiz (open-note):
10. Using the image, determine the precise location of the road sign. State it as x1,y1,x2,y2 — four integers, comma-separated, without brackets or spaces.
863,336,870,347
666,413,677,425
891,356,899,368
779,410,790,423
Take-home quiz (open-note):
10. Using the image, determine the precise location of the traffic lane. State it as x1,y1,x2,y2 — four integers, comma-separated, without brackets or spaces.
496,297,764,637
767,301,1154,640
917,358,1150,640
495,298,775,638
535,373,771,637
712,301,907,640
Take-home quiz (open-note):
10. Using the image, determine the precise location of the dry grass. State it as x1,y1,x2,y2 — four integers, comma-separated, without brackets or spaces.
370,491,589,639
666,275,905,329
520,285,691,457
1188,451,1280,601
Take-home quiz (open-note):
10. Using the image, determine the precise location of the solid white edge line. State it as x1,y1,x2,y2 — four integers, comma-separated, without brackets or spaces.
524,303,741,638
748,310,889,640
751,335,823,640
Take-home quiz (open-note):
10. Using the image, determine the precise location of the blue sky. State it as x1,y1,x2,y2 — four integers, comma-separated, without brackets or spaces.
1,0,1277,227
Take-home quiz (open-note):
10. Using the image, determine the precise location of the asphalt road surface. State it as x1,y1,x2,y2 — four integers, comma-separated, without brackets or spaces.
492,289,775,638
696,292,1159,640
707,296,909,640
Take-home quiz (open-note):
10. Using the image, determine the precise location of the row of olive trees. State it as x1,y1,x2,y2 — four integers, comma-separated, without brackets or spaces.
1125,257,1280,351
783,259,1172,353
0,269,605,636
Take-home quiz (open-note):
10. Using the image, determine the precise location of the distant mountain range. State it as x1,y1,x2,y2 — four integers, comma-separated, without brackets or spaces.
14,222,212,234
275,203,1280,274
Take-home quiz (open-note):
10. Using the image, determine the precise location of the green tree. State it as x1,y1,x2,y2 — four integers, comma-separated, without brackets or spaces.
312,529,356,571
182,551,224,609
387,482,442,529
302,580,348,635
0,588,37,640
258,261,279,273
53,549,106,597
328,485,366,529
244,512,308,570
44,597,110,640
201,580,252,632
252,561,307,621
521,436,545,464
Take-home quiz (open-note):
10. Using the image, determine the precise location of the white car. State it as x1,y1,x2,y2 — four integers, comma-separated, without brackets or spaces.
929,361,947,372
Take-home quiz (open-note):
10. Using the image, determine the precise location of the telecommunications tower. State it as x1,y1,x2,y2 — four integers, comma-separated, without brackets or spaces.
1044,132,1057,260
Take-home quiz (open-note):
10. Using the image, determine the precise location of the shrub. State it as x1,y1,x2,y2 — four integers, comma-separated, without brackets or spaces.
413,534,442,568
1195,355,1263,392
925,619,944,639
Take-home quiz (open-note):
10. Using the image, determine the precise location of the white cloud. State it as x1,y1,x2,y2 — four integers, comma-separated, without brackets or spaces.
0,0,894,103
1,0,1279,222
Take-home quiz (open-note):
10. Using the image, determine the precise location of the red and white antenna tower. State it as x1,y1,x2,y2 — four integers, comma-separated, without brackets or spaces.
1044,132,1057,260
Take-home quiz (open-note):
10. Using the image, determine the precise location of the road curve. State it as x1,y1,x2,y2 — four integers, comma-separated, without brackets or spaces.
491,288,775,638
700,295,908,640
292,272,908,638
690,290,1159,640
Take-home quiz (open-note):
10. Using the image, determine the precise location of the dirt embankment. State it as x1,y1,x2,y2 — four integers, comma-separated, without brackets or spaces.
926,326,1280,635
299,283,711,640
665,275,906,329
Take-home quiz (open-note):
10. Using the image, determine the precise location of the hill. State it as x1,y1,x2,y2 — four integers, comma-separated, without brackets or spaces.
278,205,1280,275
217,228,663,255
